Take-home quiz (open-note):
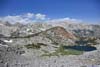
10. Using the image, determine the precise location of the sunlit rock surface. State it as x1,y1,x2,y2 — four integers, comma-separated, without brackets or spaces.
0,21,100,67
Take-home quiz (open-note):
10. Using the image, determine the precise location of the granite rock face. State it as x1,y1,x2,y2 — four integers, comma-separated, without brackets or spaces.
0,21,100,67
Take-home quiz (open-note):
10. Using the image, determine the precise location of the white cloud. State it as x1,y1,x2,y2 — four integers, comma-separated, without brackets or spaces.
35,13,46,20
0,13,82,24
0,13,48,24
47,17,82,23
0,15,31,24
25,13,34,18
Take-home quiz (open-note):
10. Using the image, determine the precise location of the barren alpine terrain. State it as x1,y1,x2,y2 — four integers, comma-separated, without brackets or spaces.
0,21,100,67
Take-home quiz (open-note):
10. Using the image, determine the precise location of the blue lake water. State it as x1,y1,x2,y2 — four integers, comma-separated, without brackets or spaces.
63,45,97,51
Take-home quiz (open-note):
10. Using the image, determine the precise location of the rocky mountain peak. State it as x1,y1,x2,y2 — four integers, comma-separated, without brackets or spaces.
44,26,76,39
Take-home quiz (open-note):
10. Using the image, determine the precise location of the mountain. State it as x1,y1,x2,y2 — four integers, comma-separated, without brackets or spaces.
49,21,100,37
0,21,100,67
38,26,76,45
0,20,100,38
39,26,76,39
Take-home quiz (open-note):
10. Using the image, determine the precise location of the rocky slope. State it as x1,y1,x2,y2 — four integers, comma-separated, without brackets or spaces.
0,21,100,67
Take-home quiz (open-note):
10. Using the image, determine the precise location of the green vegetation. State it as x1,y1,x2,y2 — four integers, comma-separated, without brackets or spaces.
41,45,83,57
76,37,98,46
25,43,41,49
24,43,47,49
42,50,49,53
37,43,47,46
56,45,83,55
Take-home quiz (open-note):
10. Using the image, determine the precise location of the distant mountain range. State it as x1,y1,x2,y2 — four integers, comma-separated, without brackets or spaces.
0,21,100,38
